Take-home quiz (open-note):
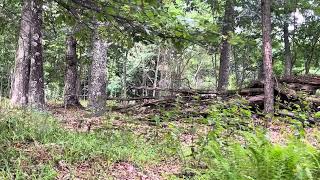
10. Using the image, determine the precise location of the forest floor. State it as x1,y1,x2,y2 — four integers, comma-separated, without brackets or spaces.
1,99,320,179
48,101,320,179
49,104,206,179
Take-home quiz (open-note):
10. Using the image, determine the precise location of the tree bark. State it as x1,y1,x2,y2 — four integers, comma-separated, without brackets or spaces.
217,0,234,92
88,27,108,115
261,0,274,114
11,0,32,107
64,35,81,107
292,0,297,69
122,51,128,98
283,22,292,76
233,47,241,87
28,0,45,109
153,46,161,97
76,57,82,99
142,49,147,97
305,34,320,75
211,52,218,89
305,60,310,75
194,59,202,89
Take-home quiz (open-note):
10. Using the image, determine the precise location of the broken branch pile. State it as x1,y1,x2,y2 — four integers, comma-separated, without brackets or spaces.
115,76,320,119
245,75,320,108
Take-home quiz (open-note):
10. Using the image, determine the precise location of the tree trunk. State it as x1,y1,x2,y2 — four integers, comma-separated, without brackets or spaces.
142,52,147,97
304,34,320,75
76,44,84,99
283,22,292,76
64,35,81,107
239,47,248,90
233,47,241,88
11,0,32,107
261,0,274,114
153,46,161,97
76,58,82,100
28,0,45,109
122,51,128,98
88,27,108,115
305,61,310,75
214,52,219,89
121,51,128,106
217,0,234,92
292,0,297,69
194,60,202,89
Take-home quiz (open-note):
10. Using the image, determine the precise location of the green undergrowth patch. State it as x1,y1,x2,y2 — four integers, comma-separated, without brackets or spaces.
183,130,320,180
0,108,167,179
1,99,320,179
154,98,320,180
173,100,320,180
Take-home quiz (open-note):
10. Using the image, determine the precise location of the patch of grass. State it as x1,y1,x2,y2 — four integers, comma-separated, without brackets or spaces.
79,99,88,107
0,108,164,178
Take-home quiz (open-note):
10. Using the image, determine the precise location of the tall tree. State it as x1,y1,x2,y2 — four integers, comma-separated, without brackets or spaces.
153,46,161,97
261,0,274,114
283,3,292,76
88,25,108,115
11,0,32,106
283,22,292,76
122,51,128,98
28,0,45,109
217,0,234,91
64,35,81,107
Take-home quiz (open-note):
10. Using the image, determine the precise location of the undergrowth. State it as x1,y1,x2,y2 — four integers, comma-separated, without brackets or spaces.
0,109,162,179
191,131,320,180
179,99,320,180
0,99,320,179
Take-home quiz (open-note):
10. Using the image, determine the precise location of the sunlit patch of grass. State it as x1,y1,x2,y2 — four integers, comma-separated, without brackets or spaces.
46,99,64,106
79,99,116,108
0,97,11,109
79,99,88,107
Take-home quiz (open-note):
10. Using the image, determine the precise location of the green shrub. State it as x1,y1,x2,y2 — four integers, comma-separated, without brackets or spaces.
196,131,320,180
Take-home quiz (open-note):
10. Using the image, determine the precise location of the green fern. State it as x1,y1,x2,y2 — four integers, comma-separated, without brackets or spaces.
196,130,320,180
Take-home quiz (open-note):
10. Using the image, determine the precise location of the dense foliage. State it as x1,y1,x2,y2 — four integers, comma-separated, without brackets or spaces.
0,0,319,98
1,0,320,179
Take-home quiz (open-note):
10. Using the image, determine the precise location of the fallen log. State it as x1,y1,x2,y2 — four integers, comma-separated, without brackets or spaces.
107,97,158,101
279,75,320,94
277,110,318,126
247,95,264,107
277,110,295,117
239,88,264,96
116,98,177,112
118,75,320,115
285,83,318,93
306,97,320,104
129,86,218,95
280,75,320,86
129,86,261,96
